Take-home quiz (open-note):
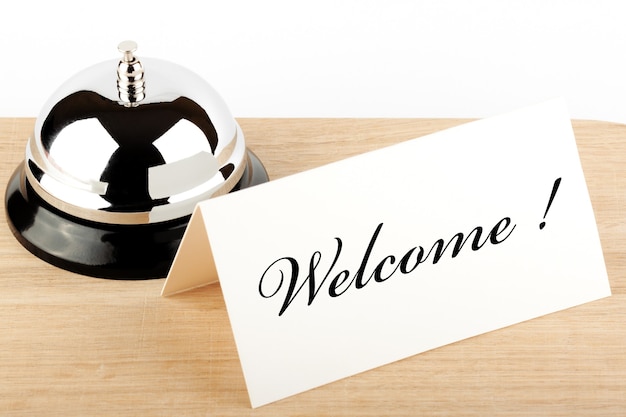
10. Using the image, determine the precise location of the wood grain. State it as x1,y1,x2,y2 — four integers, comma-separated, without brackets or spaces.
0,117,624,416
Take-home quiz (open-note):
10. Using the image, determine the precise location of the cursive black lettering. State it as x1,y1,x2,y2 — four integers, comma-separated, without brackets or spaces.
260,238,345,316
425,226,487,264
398,246,426,274
489,217,516,243
353,222,384,289
258,257,298,299
259,217,517,316
372,255,398,282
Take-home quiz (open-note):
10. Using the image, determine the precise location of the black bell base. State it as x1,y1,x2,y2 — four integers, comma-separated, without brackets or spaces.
5,150,269,280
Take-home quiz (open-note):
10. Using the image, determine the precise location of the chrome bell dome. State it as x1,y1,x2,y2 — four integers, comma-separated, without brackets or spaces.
5,41,269,279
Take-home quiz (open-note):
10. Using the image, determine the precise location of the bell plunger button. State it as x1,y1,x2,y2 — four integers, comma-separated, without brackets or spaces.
117,40,145,106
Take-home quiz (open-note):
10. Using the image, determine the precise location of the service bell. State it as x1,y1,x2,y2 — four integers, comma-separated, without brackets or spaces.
5,41,268,279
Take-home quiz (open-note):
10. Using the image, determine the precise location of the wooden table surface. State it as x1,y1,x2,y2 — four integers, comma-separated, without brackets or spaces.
0,118,624,416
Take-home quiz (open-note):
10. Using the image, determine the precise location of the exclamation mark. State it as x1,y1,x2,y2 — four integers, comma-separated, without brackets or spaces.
540,177,562,230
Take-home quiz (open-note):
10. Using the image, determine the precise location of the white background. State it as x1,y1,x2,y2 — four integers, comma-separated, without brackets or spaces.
2,1,626,122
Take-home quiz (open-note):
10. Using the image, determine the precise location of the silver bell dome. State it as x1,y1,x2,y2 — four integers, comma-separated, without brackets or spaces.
5,41,268,279
27,41,249,224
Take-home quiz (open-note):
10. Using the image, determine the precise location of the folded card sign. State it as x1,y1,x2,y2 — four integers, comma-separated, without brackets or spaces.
162,99,611,407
